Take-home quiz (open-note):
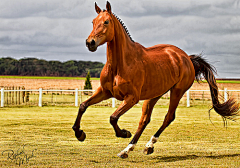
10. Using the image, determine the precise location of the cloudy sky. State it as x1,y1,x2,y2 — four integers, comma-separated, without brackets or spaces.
0,0,240,78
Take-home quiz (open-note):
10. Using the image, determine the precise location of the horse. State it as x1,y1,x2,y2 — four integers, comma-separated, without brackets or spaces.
72,1,239,158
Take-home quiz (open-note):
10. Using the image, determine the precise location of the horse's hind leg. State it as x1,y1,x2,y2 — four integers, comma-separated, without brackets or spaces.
72,87,112,142
118,96,160,158
144,87,186,155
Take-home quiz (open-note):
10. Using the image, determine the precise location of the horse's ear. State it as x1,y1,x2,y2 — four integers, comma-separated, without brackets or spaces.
106,1,112,14
95,2,102,14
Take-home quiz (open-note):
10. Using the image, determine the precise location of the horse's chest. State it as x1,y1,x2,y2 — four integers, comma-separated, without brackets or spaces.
100,64,132,100
101,75,126,101
112,86,124,100
112,76,127,100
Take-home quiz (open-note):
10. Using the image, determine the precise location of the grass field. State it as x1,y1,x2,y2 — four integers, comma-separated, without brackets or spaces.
1,106,240,167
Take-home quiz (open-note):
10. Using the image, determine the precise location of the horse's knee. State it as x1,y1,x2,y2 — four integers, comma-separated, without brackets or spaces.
140,118,150,127
110,115,119,125
79,102,88,113
168,113,175,123
171,113,175,121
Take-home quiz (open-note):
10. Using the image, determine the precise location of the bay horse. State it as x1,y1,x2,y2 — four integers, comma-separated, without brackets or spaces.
73,1,239,158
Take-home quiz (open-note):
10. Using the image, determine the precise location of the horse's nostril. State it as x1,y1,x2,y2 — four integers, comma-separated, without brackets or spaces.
86,39,89,46
91,39,95,46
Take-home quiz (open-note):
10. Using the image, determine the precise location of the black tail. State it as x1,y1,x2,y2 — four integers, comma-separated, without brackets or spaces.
190,54,239,123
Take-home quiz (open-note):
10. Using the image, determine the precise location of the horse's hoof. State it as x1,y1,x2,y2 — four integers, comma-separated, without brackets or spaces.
75,129,86,142
143,147,154,155
117,151,128,159
77,131,86,141
121,129,132,138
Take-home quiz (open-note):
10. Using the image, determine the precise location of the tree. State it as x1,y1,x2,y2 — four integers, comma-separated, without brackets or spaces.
84,71,92,90
0,57,104,77
84,71,93,95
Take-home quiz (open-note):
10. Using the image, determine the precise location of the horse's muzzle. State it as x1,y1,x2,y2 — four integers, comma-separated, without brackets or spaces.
86,39,97,52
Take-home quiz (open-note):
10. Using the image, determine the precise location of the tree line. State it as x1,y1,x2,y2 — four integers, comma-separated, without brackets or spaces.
0,57,104,77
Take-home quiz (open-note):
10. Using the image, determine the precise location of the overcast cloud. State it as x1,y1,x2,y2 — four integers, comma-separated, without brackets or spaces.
0,0,240,78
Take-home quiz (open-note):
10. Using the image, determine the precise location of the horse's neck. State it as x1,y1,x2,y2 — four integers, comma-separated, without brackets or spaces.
106,21,136,74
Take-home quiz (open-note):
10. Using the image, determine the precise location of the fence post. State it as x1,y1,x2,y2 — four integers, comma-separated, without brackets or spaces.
75,88,78,107
1,88,4,107
224,88,228,102
80,86,82,104
112,97,115,108
187,90,190,107
18,86,20,105
39,88,42,107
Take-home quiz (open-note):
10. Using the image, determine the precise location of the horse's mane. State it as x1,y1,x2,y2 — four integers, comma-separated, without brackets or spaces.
112,13,134,42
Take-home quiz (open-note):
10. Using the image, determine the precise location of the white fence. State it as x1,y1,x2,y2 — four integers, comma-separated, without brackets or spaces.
186,88,229,107
0,88,239,108
0,88,116,108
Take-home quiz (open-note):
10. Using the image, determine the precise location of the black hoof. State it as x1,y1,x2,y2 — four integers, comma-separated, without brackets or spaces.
121,129,132,138
74,129,86,142
117,151,128,159
143,147,154,155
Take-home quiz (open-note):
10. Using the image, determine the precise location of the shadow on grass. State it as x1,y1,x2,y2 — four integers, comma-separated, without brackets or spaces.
151,154,240,163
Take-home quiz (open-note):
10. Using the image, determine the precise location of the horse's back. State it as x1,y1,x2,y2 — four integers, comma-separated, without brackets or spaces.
145,44,188,58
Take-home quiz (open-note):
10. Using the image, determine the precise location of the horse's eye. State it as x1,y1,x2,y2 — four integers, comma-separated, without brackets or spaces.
104,20,109,25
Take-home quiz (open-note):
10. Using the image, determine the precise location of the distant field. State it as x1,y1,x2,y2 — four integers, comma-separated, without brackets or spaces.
0,76,100,80
0,106,240,167
1,76,240,83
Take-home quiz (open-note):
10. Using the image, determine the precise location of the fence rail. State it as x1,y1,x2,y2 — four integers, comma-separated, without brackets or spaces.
0,88,240,108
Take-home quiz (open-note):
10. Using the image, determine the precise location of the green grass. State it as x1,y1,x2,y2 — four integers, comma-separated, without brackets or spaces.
0,106,240,167
196,80,240,84
0,75,100,80
215,80,240,84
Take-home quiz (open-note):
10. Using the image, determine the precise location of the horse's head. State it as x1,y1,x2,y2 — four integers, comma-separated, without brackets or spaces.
86,1,114,52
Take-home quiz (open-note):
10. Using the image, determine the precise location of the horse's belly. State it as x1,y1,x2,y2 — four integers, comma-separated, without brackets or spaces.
139,80,176,100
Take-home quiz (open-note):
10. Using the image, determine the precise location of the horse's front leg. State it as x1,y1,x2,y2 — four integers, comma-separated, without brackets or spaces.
110,95,138,139
109,95,139,157
72,87,112,142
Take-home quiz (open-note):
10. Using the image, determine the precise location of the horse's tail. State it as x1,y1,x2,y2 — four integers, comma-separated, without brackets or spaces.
189,54,239,123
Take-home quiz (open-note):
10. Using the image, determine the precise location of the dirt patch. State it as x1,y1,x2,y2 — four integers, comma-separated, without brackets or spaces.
0,78,101,90
191,82,240,90
1,78,240,90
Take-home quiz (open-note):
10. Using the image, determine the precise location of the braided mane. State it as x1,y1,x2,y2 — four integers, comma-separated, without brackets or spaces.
112,13,134,42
